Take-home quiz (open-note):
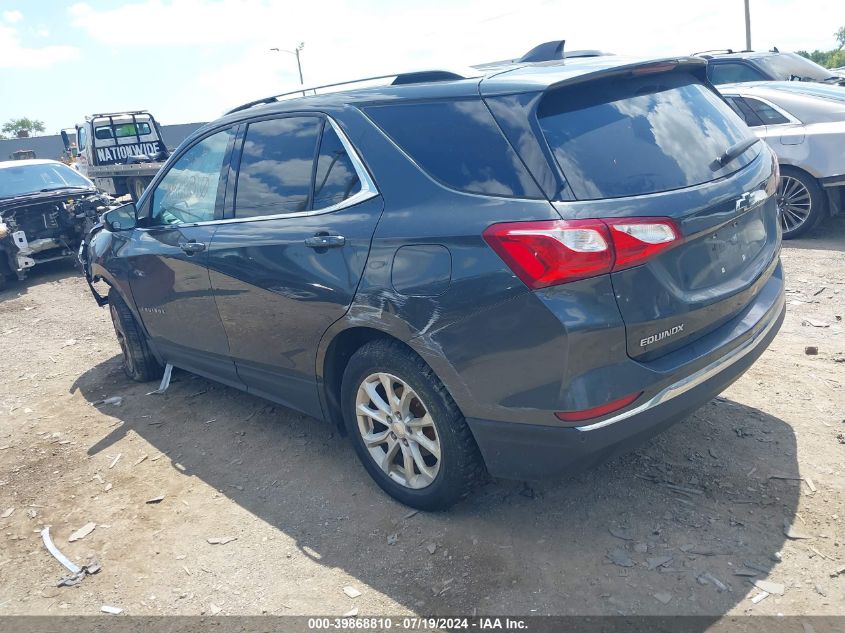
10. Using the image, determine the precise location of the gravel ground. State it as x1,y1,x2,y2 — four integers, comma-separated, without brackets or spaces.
0,219,843,618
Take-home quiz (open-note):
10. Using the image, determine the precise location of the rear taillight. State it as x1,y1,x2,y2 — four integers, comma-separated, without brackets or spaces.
604,218,680,271
482,219,613,289
483,217,680,289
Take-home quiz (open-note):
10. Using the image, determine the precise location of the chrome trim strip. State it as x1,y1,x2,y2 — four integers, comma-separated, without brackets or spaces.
820,176,845,188
575,301,782,432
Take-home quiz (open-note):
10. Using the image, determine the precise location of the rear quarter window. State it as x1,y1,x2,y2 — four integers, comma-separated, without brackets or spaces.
743,98,790,125
538,72,759,200
364,99,542,199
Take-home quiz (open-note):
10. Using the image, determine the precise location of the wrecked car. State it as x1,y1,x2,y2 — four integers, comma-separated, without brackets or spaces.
0,159,115,290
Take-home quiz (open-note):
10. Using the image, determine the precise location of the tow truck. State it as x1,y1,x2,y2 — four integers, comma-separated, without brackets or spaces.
62,111,170,201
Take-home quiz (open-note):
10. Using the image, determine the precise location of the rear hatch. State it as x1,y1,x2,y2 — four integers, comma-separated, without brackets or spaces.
487,60,781,360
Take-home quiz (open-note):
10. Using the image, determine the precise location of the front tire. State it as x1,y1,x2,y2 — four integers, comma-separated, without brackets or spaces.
108,289,163,382
778,166,826,239
341,340,486,510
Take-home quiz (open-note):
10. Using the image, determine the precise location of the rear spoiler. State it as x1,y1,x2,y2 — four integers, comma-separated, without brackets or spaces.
480,57,709,97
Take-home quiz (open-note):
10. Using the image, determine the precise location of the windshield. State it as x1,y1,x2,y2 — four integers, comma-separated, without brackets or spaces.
755,53,836,82
0,163,93,199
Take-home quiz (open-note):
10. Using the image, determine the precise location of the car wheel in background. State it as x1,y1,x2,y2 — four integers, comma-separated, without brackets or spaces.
108,289,164,382
777,166,827,239
341,339,487,510
129,178,147,202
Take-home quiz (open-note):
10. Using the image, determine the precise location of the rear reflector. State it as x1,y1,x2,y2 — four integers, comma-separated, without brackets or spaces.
483,217,680,289
555,391,642,422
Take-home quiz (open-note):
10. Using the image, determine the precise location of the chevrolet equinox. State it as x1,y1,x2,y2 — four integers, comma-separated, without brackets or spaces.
82,55,785,509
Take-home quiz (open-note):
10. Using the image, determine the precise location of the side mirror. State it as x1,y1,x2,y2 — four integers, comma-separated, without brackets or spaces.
60,130,71,151
103,203,137,232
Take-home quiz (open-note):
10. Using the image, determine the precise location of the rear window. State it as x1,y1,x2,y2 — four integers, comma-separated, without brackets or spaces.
94,122,153,139
538,73,758,200
708,63,766,85
364,99,542,199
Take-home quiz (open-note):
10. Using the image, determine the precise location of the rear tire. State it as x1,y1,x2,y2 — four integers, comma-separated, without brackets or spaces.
108,289,163,382
778,166,826,239
341,339,486,510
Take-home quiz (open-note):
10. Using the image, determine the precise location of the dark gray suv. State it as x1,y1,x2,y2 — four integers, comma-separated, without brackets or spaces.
82,55,785,510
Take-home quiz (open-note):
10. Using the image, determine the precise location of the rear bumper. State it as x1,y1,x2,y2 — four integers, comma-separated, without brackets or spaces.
466,293,785,480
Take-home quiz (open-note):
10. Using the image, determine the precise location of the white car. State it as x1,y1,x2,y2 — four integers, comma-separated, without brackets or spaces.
718,81,845,238
0,159,111,289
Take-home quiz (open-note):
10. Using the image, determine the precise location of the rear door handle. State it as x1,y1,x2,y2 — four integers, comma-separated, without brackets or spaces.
179,240,206,255
304,234,346,249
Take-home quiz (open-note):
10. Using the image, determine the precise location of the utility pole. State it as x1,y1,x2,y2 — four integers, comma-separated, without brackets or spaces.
270,42,305,85
744,0,752,51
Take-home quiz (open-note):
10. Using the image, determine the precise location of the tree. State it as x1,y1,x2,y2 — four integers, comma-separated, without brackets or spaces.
797,27,845,69
2,117,46,138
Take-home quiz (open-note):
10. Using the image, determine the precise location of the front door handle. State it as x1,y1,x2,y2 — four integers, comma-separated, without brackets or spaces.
179,240,206,255
304,234,346,249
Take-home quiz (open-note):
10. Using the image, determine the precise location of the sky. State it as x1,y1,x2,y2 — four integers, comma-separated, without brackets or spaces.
1,0,843,133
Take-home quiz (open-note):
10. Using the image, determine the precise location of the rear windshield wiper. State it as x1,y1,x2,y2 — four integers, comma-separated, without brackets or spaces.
715,137,759,169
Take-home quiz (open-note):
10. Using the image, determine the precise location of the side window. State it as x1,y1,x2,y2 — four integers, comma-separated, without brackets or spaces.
313,124,362,209
150,127,233,225
708,62,766,85
725,97,765,127
234,117,321,218
744,98,790,125
364,99,542,198
77,127,87,151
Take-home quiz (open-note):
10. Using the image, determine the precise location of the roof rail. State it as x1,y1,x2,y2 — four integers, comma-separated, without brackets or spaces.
691,49,735,57
225,69,474,115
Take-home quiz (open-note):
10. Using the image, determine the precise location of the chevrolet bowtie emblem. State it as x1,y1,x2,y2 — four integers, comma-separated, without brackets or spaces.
735,191,754,213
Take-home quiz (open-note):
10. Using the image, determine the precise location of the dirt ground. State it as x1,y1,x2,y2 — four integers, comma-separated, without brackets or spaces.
0,219,843,619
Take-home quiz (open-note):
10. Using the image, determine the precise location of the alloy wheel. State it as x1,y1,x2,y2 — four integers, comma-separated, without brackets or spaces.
777,175,812,233
355,372,442,489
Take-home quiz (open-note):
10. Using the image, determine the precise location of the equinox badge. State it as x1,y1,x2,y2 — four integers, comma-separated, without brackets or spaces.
640,324,685,347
